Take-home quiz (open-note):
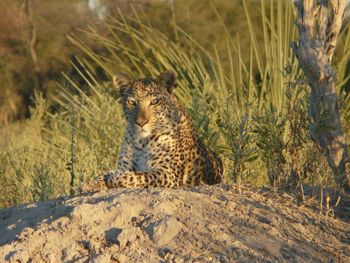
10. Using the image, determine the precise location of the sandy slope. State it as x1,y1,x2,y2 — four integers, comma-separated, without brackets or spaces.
0,185,349,262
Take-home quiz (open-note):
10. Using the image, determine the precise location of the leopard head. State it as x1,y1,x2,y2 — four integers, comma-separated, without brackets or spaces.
113,71,179,137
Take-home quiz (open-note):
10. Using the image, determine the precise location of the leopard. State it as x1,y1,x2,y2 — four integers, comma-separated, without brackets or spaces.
103,71,223,188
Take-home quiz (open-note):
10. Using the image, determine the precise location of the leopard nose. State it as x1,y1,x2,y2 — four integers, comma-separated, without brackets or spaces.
135,118,149,128
135,108,149,128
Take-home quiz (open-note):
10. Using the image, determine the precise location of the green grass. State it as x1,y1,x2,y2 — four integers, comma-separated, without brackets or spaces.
0,0,349,207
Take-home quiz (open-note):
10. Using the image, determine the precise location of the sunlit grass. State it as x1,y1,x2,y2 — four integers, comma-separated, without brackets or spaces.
0,0,349,207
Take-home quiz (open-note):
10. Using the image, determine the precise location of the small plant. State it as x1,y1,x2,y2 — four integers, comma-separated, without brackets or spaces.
284,82,308,192
188,81,220,152
218,94,258,184
31,162,55,202
254,109,288,188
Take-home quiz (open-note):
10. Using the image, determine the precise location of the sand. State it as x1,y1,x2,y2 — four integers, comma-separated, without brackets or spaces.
0,184,349,262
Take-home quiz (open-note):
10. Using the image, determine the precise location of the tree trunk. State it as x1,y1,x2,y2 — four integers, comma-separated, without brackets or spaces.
291,0,349,192
21,0,45,96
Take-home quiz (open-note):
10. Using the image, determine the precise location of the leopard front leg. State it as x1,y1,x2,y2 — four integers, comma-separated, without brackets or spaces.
103,170,181,188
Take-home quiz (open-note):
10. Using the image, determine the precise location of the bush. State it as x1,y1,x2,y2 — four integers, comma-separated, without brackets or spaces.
1,0,349,207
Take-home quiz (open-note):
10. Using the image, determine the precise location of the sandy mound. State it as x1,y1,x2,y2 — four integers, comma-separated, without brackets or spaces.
0,185,349,262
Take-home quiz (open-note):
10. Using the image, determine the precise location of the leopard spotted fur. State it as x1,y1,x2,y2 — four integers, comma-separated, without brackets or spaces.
103,71,223,188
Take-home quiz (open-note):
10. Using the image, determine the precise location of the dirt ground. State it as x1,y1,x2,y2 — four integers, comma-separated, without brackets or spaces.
0,184,349,262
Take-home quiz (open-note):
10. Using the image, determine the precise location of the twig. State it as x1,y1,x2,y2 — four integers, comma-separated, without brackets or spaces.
69,102,76,196
317,187,324,223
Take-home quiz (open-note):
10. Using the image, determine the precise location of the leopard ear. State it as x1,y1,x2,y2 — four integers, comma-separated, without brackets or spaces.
157,71,176,93
113,73,132,95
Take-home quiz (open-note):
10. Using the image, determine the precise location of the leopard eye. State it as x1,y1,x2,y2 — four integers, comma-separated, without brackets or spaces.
126,98,136,107
150,97,161,106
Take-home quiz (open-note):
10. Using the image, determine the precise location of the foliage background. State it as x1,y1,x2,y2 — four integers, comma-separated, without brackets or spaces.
1,0,349,207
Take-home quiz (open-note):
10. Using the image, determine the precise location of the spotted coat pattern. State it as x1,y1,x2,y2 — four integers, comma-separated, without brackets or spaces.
103,71,223,188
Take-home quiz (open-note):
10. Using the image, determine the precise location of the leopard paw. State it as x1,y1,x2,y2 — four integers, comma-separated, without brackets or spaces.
78,177,107,194
103,170,121,188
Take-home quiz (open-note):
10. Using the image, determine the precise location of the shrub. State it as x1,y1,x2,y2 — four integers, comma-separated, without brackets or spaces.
1,0,349,207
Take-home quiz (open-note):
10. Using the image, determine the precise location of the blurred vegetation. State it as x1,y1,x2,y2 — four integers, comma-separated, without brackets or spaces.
0,0,262,126
0,0,349,207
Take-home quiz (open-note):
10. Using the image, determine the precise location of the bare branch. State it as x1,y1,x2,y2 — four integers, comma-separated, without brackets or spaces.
294,0,315,40
317,0,329,42
325,0,346,60
21,0,45,95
